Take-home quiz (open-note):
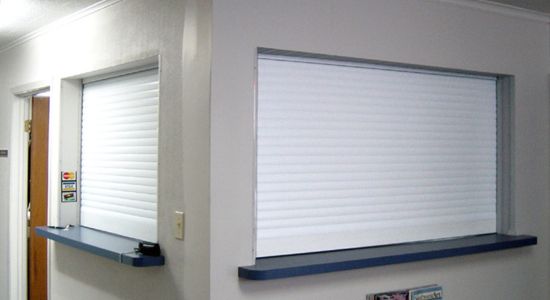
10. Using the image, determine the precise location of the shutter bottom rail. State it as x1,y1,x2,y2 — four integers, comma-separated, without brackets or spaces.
239,233,536,280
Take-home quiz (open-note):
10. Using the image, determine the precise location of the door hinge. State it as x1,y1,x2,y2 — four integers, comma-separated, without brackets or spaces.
24,120,31,133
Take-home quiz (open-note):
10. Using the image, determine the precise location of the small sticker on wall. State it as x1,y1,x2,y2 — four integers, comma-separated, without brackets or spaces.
61,181,77,192
62,171,76,181
61,192,77,203
61,171,77,203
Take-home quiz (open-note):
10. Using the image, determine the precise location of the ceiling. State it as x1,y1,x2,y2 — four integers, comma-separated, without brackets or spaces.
0,0,100,50
0,0,548,51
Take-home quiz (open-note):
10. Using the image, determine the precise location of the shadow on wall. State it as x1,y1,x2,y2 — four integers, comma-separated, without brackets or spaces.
53,244,179,299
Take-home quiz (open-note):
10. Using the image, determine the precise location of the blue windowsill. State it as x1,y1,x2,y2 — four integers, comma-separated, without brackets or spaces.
239,233,536,280
35,225,165,267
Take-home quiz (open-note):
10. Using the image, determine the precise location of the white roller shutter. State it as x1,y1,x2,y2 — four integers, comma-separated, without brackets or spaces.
256,54,497,257
81,68,159,242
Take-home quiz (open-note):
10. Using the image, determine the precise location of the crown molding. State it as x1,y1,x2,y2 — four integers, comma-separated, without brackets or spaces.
0,0,122,54
437,0,550,23
0,0,547,55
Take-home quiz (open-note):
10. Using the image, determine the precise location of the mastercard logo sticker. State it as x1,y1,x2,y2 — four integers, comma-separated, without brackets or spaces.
62,172,76,181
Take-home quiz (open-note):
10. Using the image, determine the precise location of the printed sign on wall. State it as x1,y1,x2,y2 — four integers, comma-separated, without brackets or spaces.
61,171,77,203
61,192,77,202
62,171,76,181
61,181,77,192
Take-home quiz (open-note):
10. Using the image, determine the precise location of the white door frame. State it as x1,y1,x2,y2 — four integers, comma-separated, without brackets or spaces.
8,82,50,300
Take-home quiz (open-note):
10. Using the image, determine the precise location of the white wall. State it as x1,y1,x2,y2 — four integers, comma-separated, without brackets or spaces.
1,0,549,299
210,0,550,299
0,0,211,299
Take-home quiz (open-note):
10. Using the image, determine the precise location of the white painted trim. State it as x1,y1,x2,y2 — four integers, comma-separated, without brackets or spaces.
436,0,550,23
9,82,50,300
47,79,63,300
0,0,122,54
48,80,62,227
53,79,82,227
8,97,30,300
10,80,51,98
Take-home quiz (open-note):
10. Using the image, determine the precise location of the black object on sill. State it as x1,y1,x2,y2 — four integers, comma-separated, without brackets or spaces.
238,233,537,280
35,225,164,267
137,241,161,256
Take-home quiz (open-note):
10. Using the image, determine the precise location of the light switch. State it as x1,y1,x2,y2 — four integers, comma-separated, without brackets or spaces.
174,211,184,240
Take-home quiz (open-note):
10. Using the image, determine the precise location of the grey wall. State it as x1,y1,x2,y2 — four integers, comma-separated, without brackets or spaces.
0,0,211,299
210,0,550,299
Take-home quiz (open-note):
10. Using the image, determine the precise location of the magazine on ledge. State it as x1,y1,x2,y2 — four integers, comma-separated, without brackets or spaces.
366,284,442,300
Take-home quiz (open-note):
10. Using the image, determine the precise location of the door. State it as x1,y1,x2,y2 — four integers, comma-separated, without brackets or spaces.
28,96,49,300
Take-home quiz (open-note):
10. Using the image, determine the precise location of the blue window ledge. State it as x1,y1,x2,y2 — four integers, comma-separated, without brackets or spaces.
239,234,536,280
35,225,164,267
